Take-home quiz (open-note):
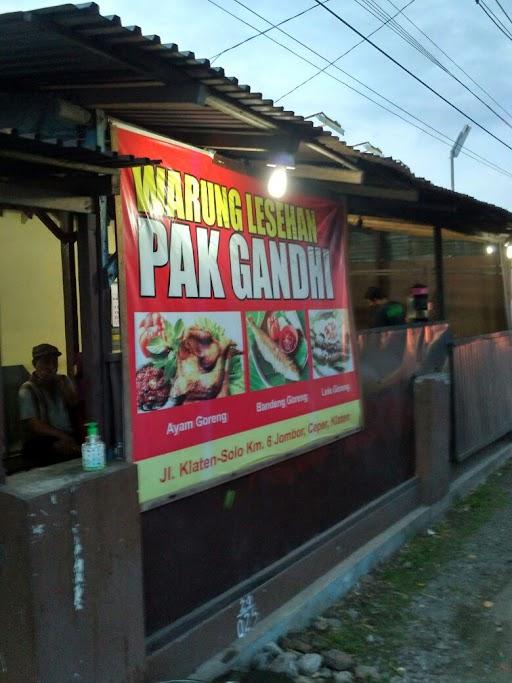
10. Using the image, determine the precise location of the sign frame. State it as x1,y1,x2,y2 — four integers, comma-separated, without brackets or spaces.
112,120,363,511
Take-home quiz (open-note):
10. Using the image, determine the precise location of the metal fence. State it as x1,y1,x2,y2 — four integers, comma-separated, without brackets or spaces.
452,331,512,461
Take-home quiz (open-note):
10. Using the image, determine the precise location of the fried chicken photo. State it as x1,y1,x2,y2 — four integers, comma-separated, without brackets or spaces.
170,325,240,403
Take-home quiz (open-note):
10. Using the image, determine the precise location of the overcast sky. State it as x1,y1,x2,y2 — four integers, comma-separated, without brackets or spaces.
2,0,512,209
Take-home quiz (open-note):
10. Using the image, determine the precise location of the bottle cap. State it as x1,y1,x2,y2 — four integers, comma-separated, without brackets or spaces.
86,421,99,437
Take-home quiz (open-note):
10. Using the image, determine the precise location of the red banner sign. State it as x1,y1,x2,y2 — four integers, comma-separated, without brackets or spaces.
115,123,362,504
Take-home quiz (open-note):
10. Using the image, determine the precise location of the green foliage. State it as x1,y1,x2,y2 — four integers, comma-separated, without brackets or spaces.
163,356,177,383
150,317,184,381
311,463,512,678
229,354,245,395
164,318,184,348
146,336,168,355
194,316,228,344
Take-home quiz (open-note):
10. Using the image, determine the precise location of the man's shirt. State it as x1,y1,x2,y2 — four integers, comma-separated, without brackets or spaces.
19,375,75,435
372,301,406,328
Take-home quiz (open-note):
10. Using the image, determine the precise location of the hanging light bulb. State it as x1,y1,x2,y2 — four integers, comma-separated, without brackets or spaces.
506,244,512,259
267,166,287,199
485,244,496,255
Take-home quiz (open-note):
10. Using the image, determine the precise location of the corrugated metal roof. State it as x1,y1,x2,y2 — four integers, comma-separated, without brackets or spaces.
0,2,323,137
0,128,160,171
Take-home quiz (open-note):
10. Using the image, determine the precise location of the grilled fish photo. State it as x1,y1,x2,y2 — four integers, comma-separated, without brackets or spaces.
247,315,300,382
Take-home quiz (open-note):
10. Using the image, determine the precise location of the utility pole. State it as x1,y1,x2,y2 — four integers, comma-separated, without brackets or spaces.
450,124,471,191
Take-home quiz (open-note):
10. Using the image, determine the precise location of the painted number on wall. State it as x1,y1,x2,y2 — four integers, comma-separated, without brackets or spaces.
236,594,259,639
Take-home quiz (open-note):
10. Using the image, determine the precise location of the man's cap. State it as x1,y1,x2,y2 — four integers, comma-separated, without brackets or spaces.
32,343,62,361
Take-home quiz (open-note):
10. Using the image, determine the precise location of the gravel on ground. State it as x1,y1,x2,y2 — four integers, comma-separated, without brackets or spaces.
220,458,512,683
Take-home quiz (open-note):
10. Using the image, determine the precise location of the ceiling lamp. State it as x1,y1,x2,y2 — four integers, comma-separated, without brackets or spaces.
266,151,295,199
267,167,288,199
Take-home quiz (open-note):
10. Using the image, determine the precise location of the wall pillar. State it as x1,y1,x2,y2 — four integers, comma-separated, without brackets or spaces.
414,373,451,504
433,226,445,321
0,461,145,682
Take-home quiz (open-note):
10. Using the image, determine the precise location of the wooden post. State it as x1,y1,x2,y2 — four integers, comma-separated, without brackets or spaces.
376,230,390,295
94,110,116,450
97,196,115,450
498,245,511,330
434,226,446,320
112,124,132,463
76,213,105,433
59,213,80,377
0,304,5,482
0,365,5,484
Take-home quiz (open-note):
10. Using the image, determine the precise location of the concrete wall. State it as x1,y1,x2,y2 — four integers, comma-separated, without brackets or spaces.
0,211,67,371
0,461,146,682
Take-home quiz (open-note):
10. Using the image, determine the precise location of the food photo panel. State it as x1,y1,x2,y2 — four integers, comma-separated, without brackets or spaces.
246,310,309,391
135,312,245,412
309,308,353,379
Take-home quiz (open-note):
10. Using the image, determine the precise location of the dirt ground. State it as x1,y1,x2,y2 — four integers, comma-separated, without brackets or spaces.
228,458,512,683
314,459,512,682
391,462,512,682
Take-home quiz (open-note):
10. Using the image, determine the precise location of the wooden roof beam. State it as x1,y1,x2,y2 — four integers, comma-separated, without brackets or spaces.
294,163,363,185
158,130,300,153
71,83,208,108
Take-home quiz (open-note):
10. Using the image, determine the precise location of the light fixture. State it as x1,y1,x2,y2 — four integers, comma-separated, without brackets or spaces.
266,151,295,199
267,167,288,199
56,99,92,126
305,111,345,137
353,141,383,156
506,244,512,259
450,124,471,191
485,244,497,255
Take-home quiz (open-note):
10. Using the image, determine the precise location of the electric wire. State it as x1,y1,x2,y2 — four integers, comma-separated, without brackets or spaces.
206,0,512,179
275,0,417,103
313,0,512,153
494,0,512,26
278,0,512,127
234,0,444,117
481,0,512,34
221,0,512,176
477,0,512,40
381,0,512,120
358,0,456,64
233,0,512,137
351,0,512,129
209,0,330,63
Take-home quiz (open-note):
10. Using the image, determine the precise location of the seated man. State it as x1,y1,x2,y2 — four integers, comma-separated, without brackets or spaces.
18,343,81,467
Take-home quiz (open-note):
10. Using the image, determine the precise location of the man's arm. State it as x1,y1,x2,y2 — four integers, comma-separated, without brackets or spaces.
19,384,75,443
24,417,76,443
58,375,79,408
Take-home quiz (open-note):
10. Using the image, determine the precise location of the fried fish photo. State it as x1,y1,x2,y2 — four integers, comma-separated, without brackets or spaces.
246,310,309,390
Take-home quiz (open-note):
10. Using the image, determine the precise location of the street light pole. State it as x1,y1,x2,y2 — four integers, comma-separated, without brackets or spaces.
450,124,471,191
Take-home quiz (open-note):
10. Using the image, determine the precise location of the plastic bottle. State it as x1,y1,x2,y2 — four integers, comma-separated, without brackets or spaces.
81,421,106,471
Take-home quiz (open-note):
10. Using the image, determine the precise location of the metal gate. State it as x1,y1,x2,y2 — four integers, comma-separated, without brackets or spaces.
452,331,512,461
